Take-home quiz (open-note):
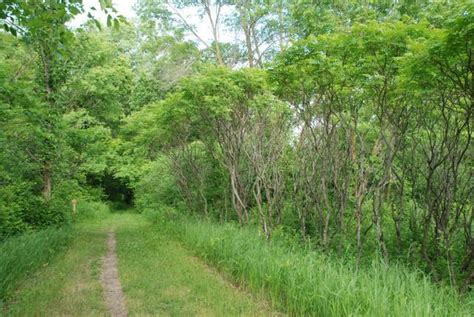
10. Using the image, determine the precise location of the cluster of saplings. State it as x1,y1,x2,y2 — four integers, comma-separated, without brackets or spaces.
0,0,472,293
133,11,473,292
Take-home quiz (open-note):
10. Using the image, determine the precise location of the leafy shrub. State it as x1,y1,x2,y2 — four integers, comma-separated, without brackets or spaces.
134,157,181,213
0,177,93,240
144,205,182,225
0,183,36,239
76,200,111,221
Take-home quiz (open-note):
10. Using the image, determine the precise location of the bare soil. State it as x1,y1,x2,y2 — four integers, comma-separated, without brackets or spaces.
101,231,128,317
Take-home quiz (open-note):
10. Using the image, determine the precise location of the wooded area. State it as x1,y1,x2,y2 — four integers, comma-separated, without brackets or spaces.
1,0,472,295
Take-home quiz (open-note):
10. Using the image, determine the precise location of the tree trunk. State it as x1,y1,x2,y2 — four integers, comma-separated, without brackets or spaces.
42,163,52,200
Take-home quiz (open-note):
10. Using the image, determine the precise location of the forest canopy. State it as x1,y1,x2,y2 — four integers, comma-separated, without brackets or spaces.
1,0,473,293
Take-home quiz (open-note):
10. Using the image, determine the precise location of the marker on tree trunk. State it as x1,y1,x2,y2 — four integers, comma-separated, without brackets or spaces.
71,199,78,215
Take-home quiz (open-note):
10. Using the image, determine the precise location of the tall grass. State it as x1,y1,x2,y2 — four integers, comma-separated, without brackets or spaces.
163,217,474,316
0,200,108,308
0,227,72,303
76,201,111,221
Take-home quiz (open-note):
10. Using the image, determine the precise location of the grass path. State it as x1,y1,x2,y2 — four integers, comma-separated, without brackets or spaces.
3,210,276,316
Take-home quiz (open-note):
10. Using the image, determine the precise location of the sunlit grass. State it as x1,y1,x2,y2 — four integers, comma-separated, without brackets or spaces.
0,202,113,315
0,227,72,310
2,205,278,316
164,217,474,317
3,228,108,316
115,216,276,316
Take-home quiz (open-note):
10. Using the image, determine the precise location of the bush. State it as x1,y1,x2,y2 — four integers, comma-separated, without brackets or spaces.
0,178,97,240
76,200,111,221
143,205,182,225
134,157,181,213
0,182,40,239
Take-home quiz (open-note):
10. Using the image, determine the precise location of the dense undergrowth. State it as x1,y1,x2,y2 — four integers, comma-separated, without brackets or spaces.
146,209,474,316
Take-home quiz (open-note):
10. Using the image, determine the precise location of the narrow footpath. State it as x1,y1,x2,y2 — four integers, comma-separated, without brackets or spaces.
102,231,128,317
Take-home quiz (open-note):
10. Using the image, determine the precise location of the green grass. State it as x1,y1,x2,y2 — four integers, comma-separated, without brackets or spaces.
115,213,276,316
6,204,469,316
2,205,277,316
0,226,72,309
4,228,108,316
1,202,111,316
162,216,474,317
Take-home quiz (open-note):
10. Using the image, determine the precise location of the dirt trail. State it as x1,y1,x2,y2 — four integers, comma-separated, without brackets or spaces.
101,231,128,317
6,212,276,316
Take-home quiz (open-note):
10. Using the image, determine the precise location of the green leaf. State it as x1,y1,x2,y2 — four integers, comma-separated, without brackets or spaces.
98,0,106,10
69,6,80,16
93,19,102,30
113,18,120,31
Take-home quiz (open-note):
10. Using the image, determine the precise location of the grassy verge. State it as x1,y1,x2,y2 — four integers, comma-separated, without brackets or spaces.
4,228,108,316
161,216,474,316
1,201,110,315
115,214,276,316
0,227,72,310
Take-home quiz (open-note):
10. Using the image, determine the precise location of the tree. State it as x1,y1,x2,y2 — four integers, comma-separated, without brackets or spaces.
1,0,125,199
228,0,291,67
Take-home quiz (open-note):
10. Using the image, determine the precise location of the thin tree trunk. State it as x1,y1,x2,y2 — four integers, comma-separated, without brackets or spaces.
42,163,52,199
40,45,53,200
